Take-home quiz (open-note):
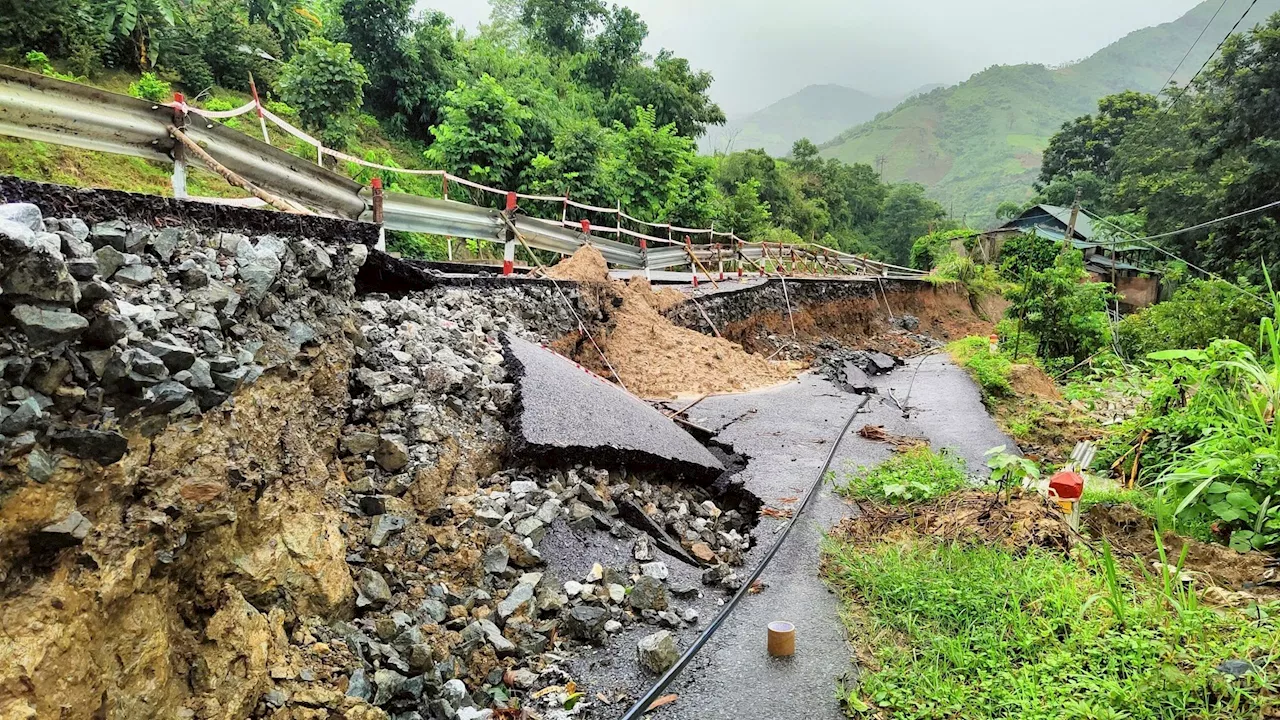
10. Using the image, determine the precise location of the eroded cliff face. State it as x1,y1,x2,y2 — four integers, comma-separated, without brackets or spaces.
0,187,367,720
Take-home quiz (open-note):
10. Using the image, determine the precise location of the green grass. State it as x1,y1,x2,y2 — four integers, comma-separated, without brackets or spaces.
948,336,1013,398
835,446,968,504
823,537,1279,720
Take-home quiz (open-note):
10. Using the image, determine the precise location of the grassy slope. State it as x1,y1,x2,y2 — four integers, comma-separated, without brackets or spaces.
819,0,1280,223
700,84,895,156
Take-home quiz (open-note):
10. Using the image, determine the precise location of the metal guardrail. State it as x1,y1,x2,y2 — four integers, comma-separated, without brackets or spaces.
0,65,927,278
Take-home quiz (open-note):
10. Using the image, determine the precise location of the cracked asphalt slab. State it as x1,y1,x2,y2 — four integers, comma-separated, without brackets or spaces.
503,333,723,482
640,356,1012,720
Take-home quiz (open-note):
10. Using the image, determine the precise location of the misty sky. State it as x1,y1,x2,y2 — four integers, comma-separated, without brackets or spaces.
421,0,1204,117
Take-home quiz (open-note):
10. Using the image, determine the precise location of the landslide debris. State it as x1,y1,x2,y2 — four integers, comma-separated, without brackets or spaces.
0,197,773,720
543,245,799,398
0,200,366,719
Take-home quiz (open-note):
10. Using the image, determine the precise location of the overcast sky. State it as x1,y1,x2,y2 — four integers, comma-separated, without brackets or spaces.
421,0,1205,117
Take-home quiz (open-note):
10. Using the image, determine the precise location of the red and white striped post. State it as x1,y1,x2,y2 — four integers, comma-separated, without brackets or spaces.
249,72,269,144
503,192,518,275
443,175,453,261
502,237,516,276
639,236,650,281
371,177,386,251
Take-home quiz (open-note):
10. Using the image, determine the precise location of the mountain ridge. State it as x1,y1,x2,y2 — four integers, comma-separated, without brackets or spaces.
700,83,896,156
817,0,1280,223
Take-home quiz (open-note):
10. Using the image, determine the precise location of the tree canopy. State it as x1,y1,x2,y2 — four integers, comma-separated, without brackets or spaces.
1029,12,1280,283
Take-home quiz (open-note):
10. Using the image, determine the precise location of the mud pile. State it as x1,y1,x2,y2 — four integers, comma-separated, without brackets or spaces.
544,246,798,398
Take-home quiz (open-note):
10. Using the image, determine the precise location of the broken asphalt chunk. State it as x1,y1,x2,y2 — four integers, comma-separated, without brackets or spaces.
502,334,723,484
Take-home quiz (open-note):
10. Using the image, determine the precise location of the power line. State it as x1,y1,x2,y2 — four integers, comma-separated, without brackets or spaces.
1164,0,1262,112
1160,0,1230,94
1080,206,1275,306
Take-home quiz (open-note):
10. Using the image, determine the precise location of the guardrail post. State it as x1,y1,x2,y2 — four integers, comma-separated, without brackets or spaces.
371,177,386,251
640,236,649,281
170,92,188,199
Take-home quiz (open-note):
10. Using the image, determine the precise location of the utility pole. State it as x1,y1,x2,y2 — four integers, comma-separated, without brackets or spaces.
1062,187,1082,254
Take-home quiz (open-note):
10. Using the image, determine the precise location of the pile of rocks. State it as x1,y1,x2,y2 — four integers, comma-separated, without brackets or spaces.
0,201,362,482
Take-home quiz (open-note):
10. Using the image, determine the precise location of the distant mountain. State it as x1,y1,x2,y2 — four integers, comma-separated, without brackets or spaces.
818,0,1280,224
700,84,896,156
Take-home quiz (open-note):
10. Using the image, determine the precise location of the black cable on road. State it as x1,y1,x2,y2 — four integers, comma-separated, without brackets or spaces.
618,395,871,720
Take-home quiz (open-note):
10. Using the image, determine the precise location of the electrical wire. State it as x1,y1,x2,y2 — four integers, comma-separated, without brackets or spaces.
618,396,869,720
1160,0,1231,95
1081,206,1275,306
1163,0,1262,112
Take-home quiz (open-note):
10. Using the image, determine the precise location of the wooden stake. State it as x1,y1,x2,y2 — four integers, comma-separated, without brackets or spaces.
167,126,312,214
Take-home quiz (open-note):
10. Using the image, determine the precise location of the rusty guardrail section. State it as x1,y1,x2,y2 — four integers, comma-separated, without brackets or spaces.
0,65,925,278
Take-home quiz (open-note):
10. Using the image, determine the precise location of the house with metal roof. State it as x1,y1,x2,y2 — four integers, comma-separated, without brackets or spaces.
977,204,1162,311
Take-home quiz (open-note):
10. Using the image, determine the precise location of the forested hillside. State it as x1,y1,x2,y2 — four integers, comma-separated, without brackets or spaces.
819,0,1280,223
700,84,894,157
0,0,954,264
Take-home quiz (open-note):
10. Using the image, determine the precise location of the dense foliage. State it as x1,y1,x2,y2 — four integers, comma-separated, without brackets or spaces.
0,0,952,261
1036,12,1280,284
824,536,1277,719
1005,251,1112,362
278,37,367,147
1117,279,1269,356
997,231,1058,280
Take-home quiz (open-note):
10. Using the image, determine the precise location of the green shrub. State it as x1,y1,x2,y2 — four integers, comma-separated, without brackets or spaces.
278,37,369,149
1005,250,1112,361
127,72,172,102
835,446,968,504
998,231,1058,280
1117,279,1267,356
909,228,971,270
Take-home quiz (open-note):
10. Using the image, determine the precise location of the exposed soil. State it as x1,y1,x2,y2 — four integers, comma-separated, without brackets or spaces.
832,489,1074,554
724,284,997,359
1008,363,1061,400
544,246,800,398
1085,503,1280,598
832,490,1279,607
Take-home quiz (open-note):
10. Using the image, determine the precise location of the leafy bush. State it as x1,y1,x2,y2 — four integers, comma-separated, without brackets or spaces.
127,72,172,102
931,255,1002,296
278,38,368,148
909,228,970,270
1117,279,1267,356
1144,330,1280,551
997,231,1057,280
836,446,968,504
1006,251,1111,361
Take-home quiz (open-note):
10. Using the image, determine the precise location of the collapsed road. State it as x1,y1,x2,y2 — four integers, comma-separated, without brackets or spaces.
0,179,1010,720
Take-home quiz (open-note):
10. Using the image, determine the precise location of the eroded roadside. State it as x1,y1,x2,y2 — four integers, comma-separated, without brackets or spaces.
0,181,1009,720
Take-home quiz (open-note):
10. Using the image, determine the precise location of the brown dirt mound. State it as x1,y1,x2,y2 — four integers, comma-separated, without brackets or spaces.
546,247,799,398
1008,364,1061,400
832,489,1074,554
1085,503,1280,596
543,243,610,282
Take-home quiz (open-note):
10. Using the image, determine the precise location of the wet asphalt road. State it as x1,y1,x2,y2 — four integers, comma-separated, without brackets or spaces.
541,355,1011,719
650,355,1012,720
